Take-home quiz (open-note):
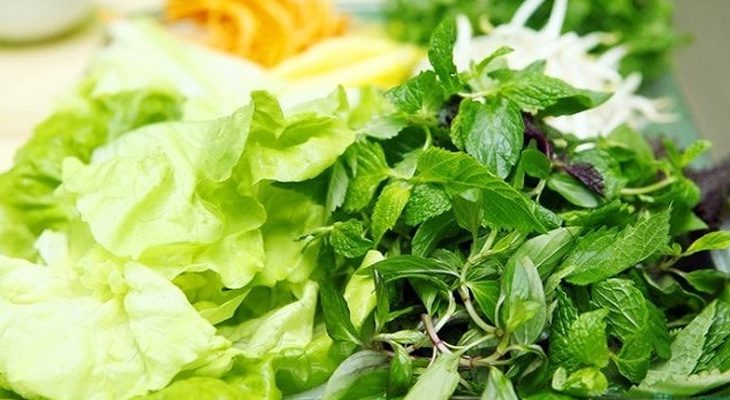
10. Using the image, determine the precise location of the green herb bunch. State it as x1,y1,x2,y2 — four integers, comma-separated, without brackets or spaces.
298,22,730,399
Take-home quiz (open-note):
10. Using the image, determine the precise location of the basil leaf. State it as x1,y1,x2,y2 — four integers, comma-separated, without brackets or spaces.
500,257,547,344
548,173,599,209
510,227,581,279
370,255,460,291
551,367,608,398
685,231,730,256
319,281,363,346
323,351,389,400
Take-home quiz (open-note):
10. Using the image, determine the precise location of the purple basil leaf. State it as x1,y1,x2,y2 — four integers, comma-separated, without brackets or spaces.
564,163,605,196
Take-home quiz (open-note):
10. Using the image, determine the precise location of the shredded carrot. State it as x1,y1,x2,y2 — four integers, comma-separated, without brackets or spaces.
165,0,347,66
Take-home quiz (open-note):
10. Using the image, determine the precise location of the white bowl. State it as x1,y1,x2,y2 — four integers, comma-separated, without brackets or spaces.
0,0,94,42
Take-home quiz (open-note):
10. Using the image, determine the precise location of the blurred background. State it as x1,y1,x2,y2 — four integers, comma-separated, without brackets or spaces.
675,0,730,160
1,0,728,169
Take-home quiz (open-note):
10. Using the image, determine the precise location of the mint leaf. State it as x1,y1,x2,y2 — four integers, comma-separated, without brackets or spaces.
550,290,609,372
404,353,461,400
414,148,560,233
685,231,730,256
492,62,611,116
566,309,610,369
428,19,461,94
344,141,391,211
404,184,452,226
566,209,671,285
696,301,730,372
330,220,374,259
385,71,445,117
481,368,519,400
371,181,412,243
500,257,546,344
592,279,670,381
327,161,349,213
550,289,580,369
451,98,524,179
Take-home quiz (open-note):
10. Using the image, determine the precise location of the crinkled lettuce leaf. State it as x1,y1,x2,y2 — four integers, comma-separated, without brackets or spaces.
0,232,234,400
0,88,182,258
62,90,349,289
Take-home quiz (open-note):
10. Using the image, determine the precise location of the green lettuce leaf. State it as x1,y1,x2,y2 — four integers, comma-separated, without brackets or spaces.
0,233,233,400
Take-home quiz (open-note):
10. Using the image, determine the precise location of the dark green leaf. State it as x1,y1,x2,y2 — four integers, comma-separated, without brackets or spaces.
344,141,391,211
491,62,611,116
411,213,460,257
370,255,460,291
388,344,413,396
451,98,524,179
404,184,452,226
452,188,484,236
330,220,374,258
521,147,552,179
319,281,363,346
414,148,560,233
428,19,461,93
467,280,501,323
566,209,671,285
371,181,412,243
385,71,445,117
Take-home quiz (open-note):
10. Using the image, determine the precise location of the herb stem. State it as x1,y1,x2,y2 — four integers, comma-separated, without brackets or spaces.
435,292,457,332
422,314,451,354
459,286,497,334
621,176,678,196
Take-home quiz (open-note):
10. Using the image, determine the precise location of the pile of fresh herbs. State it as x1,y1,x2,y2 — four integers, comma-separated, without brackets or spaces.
384,0,685,79
298,22,730,399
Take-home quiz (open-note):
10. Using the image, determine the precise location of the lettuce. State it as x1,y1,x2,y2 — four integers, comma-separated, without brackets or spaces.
88,20,279,120
0,233,233,400
0,88,182,259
